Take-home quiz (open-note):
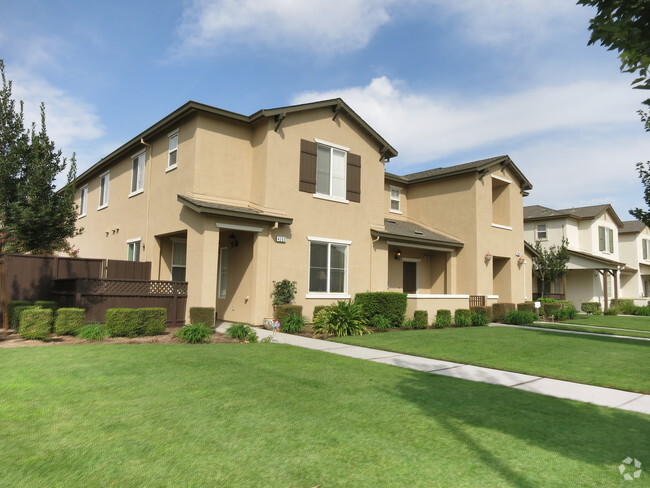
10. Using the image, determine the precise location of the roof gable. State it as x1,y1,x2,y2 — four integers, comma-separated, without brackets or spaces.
524,203,624,228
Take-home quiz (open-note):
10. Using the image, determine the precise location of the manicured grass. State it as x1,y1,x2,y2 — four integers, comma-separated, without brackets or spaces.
334,327,650,393
564,314,650,332
526,322,650,339
1,344,648,487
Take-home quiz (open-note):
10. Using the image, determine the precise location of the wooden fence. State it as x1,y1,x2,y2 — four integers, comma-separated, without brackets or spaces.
52,278,187,326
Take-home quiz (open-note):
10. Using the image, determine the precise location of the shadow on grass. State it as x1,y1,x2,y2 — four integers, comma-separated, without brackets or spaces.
391,370,650,488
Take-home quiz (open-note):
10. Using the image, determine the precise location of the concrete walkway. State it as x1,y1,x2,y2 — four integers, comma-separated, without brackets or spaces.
215,323,650,415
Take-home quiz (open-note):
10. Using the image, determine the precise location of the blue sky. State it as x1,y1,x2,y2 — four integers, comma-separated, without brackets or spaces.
3,0,650,220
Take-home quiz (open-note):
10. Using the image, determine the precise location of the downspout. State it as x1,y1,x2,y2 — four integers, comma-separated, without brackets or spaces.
140,138,153,265
371,234,380,291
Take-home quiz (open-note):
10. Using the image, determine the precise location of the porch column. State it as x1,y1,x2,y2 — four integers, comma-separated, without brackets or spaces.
601,270,608,311
249,228,272,324
611,269,619,302
186,219,220,313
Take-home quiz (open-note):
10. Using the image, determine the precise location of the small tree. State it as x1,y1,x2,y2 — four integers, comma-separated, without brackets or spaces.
532,238,570,298
270,279,297,306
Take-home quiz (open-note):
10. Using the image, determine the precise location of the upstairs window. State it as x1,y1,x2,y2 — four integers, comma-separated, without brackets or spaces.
643,239,650,260
536,224,547,240
167,131,178,170
79,186,88,217
316,142,347,200
98,171,109,209
130,151,146,195
390,187,401,213
598,226,614,253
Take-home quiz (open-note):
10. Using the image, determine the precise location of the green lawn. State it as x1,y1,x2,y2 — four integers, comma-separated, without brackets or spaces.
564,314,650,332
334,327,650,393
1,345,648,487
526,322,650,339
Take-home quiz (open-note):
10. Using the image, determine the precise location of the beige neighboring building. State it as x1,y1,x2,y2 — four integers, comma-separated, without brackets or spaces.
619,220,650,304
71,99,532,325
524,204,624,307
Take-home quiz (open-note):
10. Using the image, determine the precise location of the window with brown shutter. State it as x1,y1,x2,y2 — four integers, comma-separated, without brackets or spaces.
299,139,317,193
346,152,361,202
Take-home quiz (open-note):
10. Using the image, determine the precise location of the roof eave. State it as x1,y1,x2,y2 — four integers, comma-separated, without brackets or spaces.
370,228,464,249
177,195,293,225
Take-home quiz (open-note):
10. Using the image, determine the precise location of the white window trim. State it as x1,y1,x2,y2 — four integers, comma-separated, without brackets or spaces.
491,174,512,184
306,237,351,297
389,186,402,214
643,239,650,261
314,138,349,152
126,238,141,261
313,193,349,204
599,226,615,254
78,186,88,218
536,224,547,241
491,223,513,231
130,150,146,195
314,139,348,201
98,171,110,210
167,129,179,171
218,247,228,299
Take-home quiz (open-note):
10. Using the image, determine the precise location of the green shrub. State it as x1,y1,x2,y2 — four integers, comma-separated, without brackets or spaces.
8,301,32,329
54,308,85,336
492,303,516,323
471,306,492,322
517,303,536,313
503,310,537,325
105,308,141,337
226,323,258,342
312,305,331,321
610,299,636,315
370,315,391,331
355,292,407,328
555,306,578,321
581,302,602,315
189,307,215,327
138,308,167,336
412,310,429,329
634,305,650,316
19,308,53,340
312,300,369,337
471,310,490,327
271,279,297,306
175,323,214,343
274,305,303,323
604,306,620,316
34,300,57,310
435,309,452,328
13,305,37,330
454,309,473,327
77,323,108,342
280,313,305,334
401,318,415,330
541,302,562,318
536,297,557,303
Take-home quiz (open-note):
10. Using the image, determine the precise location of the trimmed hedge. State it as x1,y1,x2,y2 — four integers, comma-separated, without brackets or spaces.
274,305,303,323
470,309,490,326
54,308,85,336
13,305,37,330
139,308,167,336
8,301,32,329
492,303,516,323
435,309,452,328
454,309,473,327
517,302,536,313
105,308,141,337
635,306,650,316
581,302,602,314
470,306,493,322
540,302,562,318
355,292,407,328
604,306,620,316
503,310,537,325
34,300,57,310
610,299,636,315
19,308,53,340
412,310,429,329
189,307,215,327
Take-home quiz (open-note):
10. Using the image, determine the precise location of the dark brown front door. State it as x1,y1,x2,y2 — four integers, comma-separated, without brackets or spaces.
403,261,417,294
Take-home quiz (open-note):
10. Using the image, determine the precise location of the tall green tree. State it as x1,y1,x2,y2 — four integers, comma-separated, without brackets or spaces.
532,239,570,299
0,60,79,255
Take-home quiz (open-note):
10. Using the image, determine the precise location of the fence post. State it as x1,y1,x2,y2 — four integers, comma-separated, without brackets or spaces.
172,283,179,326
75,279,83,307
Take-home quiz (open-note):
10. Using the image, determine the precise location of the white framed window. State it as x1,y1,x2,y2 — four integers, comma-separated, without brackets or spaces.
390,187,401,213
98,171,109,209
536,224,547,240
127,238,141,262
598,226,614,253
643,239,650,260
130,151,146,195
79,186,88,217
171,240,187,281
315,139,348,201
167,130,178,171
218,247,228,298
307,236,350,297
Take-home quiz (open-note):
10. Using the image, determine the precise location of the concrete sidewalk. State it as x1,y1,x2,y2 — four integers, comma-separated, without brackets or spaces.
215,323,650,415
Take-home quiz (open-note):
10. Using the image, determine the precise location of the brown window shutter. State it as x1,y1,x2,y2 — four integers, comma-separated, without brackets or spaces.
346,152,361,202
299,139,317,193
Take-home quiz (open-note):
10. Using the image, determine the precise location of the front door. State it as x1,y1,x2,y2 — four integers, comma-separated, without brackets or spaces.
403,261,417,294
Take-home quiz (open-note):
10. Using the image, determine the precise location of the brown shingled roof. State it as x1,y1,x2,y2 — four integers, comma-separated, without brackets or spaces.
620,220,647,234
524,204,623,227
371,219,463,248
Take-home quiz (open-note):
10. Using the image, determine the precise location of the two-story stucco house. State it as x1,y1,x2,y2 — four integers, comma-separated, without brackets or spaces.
71,99,532,325
524,204,624,307
618,220,650,303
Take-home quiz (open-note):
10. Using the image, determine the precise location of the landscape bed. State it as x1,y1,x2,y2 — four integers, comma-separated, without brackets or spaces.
0,344,648,487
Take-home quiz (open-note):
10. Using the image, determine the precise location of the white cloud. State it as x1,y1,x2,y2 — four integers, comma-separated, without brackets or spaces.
176,0,396,56
292,76,646,169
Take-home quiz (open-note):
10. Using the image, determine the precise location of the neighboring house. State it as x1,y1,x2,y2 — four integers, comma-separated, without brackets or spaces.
71,99,532,325
618,220,650,303
524,204,624,308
